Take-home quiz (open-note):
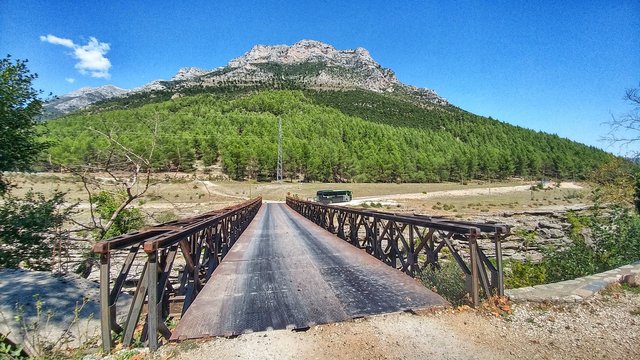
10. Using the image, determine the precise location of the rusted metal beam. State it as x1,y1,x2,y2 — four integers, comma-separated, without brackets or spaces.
94,197,262,353
286,196,509,307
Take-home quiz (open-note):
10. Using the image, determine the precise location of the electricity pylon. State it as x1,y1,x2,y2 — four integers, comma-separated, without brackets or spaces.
276,117,283,183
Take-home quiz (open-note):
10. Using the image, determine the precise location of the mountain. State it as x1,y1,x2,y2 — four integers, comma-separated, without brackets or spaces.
40,40,613,183
42,40,447,118
42,85,129,119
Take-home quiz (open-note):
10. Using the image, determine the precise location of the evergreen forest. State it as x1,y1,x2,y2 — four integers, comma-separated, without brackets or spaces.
41,89,612,182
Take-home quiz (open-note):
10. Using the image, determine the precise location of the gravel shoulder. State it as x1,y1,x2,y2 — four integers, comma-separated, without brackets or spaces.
155,288,640,360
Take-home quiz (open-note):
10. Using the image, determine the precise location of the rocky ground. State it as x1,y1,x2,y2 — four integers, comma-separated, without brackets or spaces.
5,274,634,359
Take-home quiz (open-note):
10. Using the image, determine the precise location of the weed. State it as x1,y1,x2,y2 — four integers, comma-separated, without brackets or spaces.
0,294,95,359
419,261,469,306
0,334,27,360
600,283,623,297
114,348,145,360
621,283,640,295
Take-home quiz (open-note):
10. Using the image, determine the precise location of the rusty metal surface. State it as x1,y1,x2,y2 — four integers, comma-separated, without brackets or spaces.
171,203,447,340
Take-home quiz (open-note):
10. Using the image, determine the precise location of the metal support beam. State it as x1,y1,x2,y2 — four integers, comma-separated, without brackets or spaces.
285,196,509,308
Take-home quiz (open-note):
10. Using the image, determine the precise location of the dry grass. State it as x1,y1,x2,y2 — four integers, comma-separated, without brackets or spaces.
402,186,591,216
4,172,591,223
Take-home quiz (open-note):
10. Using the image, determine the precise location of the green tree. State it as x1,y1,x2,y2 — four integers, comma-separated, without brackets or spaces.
0,56,43,194
0,56,71,270
92,191,145,239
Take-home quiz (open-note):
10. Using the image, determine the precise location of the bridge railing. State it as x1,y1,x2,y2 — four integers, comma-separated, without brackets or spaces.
286,196,509,307
93,197,262,352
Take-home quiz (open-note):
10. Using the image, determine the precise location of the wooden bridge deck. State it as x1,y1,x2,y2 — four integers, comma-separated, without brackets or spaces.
171,203,447,340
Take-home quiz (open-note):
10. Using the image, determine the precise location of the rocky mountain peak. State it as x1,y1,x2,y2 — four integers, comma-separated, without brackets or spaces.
44,40,447,119
172,67,209,81
42,85,129,119
227,40,380,70
66,85,128,98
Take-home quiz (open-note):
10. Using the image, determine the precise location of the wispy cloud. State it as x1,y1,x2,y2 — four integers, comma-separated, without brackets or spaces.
65,77,75,83
39,34,74,48
40,34,112,79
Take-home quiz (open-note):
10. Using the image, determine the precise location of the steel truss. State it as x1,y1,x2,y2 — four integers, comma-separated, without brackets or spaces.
286,197,509,307
93,197,262,352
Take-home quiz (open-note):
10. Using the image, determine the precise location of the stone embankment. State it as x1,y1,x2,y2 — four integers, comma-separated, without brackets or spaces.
507,261,640,302
470,205,593,261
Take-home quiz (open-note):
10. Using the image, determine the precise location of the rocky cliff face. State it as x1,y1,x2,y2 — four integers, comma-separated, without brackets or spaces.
214,40,398,92
44,40,447,118
196,40,446,104
171,67,210,81
42,85,129,119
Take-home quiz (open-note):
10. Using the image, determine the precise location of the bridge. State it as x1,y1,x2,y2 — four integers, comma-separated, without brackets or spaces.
93,197,509,352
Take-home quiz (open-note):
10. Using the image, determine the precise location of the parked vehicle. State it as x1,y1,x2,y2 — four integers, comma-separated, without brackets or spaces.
315,189,352,203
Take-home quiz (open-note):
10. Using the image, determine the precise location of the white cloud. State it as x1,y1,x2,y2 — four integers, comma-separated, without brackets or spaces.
40,34,112,79
39,34,74,48
65,77,75,83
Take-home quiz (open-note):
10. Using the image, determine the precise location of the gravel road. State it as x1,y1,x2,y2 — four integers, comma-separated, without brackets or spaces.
158,289,639,360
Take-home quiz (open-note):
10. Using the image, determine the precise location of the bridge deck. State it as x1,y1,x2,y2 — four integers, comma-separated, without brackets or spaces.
171,203,447,340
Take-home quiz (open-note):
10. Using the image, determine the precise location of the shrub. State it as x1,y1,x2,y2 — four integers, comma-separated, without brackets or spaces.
155,211,178,224
507,205,640,287
504,258,547,288
91,191,145,239
419,261,469,306
0,191,69,270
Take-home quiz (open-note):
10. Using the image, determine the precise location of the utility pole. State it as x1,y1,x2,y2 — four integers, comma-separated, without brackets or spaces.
276,117,283,183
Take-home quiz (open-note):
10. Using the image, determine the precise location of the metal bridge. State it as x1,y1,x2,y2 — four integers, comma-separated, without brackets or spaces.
93,197,509,352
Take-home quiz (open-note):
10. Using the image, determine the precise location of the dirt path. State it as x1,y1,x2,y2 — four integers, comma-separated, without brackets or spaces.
347,182,583,206
159,289,639,360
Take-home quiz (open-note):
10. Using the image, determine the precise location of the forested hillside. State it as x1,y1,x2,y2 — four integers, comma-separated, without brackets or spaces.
41,90,611,182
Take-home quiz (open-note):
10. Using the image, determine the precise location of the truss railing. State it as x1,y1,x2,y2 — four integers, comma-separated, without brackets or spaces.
93,197,262,352
286,197,509,307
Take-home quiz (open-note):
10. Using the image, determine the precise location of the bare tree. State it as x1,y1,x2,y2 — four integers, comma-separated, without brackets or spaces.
66,120,160,277
605,86,640,159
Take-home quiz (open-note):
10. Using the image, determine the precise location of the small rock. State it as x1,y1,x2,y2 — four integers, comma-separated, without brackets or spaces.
622,273,640,287
538,221,563,230
538,228,564,239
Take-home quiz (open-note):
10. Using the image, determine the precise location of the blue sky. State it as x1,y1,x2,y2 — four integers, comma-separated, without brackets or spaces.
1,1,639,155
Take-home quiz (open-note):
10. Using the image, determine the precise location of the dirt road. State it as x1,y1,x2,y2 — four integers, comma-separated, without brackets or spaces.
161,290,640,360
